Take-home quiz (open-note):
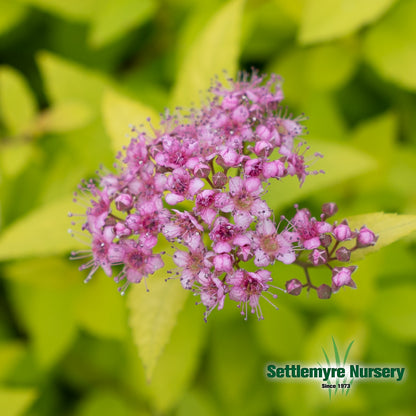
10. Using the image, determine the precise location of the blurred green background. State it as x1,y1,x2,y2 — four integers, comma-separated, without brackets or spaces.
1,0,416,415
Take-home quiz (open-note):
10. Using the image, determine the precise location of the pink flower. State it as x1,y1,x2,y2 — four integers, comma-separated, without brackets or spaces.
252,219,297,266
227,269,273,319
291,208,332,250
165,168,204,205
173,247,212,289
331,266,357,293
226,176,271,229
114,240,163,285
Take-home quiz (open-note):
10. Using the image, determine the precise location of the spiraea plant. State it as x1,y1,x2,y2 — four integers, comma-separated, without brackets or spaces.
69,72,377,321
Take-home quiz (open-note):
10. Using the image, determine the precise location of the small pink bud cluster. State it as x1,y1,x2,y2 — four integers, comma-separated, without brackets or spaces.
284,204,378,299
70,72,376,320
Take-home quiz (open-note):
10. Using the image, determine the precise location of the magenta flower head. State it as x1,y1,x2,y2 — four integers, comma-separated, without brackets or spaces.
70,71,377,320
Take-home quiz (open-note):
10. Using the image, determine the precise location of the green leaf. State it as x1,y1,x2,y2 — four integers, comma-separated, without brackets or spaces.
299,0,397,44
0,0,26,36
147,296,207,413
273,0,305,22
36,101,93,133
76,271,128,340
370,285,416,342
128,268,189,381
17,0,99,22
0,66,37,135
264,138,377,210
89,0,156,47
303,316,368,363
8,280,79,368
0,341,25,382
350,112,397,161
0,143,36,179
347,213,416,260
364,0,416,91
171,0,244,108
102,88,159,154
0,195,84,261
0,388,37,416
252,300,306,360
75,389,136,416
37,51,110,111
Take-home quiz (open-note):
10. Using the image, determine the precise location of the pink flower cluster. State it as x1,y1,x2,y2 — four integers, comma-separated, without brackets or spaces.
70,72,377,320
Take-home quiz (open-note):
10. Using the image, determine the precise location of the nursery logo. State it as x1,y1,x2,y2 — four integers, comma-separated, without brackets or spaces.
265,338,406,399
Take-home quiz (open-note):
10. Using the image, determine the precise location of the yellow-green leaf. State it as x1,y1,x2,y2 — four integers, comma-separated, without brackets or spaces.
36,101,93,133
128,270,188,381
89,0,157,47
0,0,26,36
0,195,84,261
147,296,207,413
76,271,128,340
264,138,377,210
0,341,25,382
0,66,37,135
0,143,36,179
347,213,416,260
17,0,99,22
299,0,397,45
171,0,244,108
364,0,416,91
0,388,37,416
370,285,416,342
8,280,79,368
102,88,159,154
37,51,110,111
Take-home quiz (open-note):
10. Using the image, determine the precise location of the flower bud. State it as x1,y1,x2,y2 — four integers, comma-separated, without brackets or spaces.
336,246,351,262
194,163,211,178
322,202,338,218
317,284,332,299
285,278,302,296
213,172,228,188
333,223,352,241
309,248,328,265
115,193,133,211
320,234,332,247
357,226,378,247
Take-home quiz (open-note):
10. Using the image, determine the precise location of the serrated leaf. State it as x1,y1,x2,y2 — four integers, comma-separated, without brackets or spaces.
36,101,93,133
0,195,84,261
147,296,207,413
17,0,99,22
128,271,188,381
264,138,377,210
0,388,37,416
102,88,159,154
0,0,27,36
299,0,397,44
347,213,416,260
0,66,37,135
364,0,416,91
89,0,156,47
370,285,416,342
37,51,110,111
171,0,244,108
